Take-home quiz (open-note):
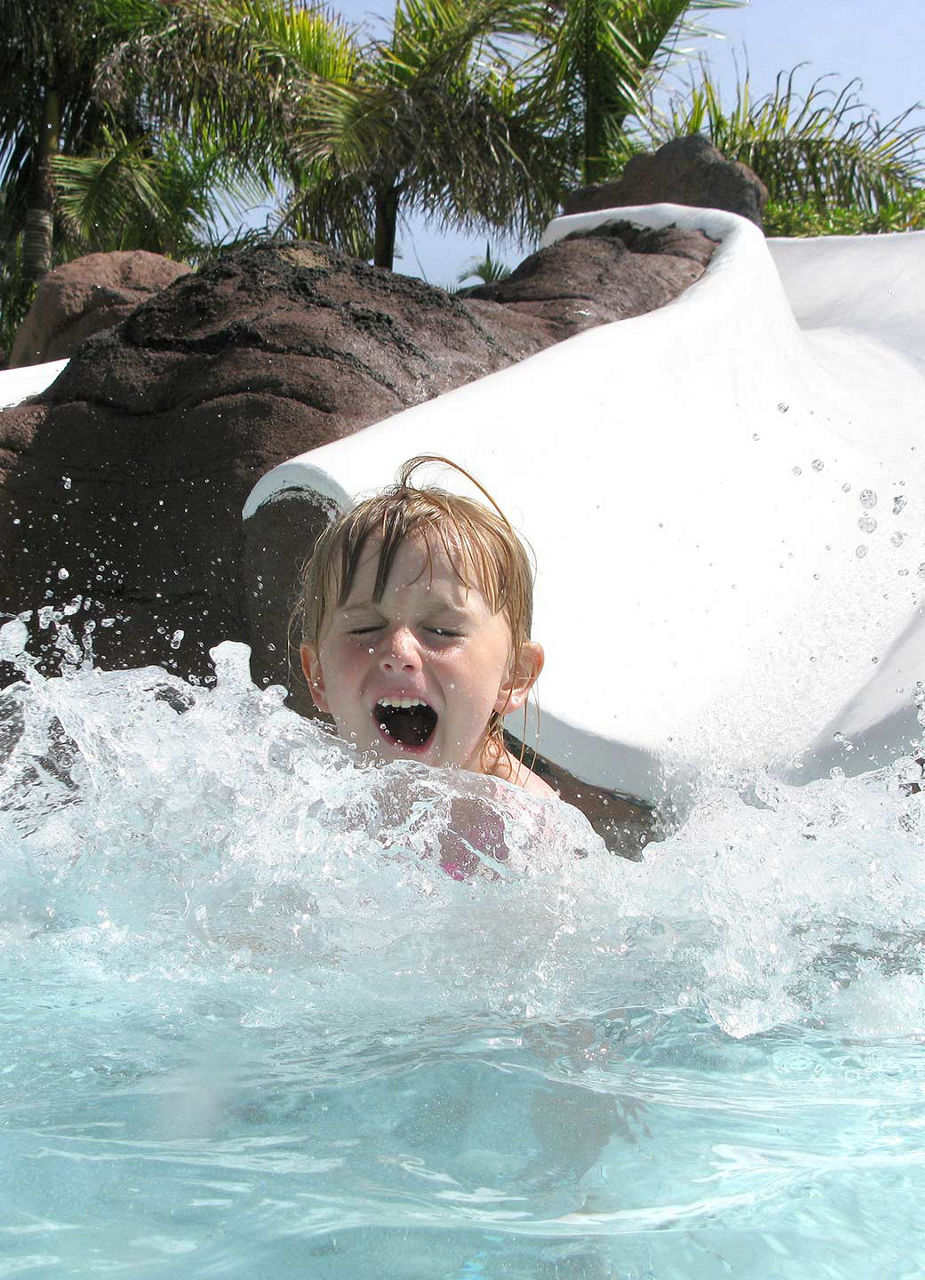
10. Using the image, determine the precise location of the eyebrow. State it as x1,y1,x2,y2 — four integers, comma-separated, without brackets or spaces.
337,597,473,621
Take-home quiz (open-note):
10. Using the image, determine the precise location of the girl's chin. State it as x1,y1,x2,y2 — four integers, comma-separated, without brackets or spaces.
368,735,484,772
368,734,438,762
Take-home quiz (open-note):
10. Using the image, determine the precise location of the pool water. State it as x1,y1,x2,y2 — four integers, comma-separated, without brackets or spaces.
1,621,923,1278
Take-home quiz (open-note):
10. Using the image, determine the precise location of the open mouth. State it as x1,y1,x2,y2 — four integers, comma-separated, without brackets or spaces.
373,698,438,750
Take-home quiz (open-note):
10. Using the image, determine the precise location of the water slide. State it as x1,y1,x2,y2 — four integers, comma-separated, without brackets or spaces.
243,207,925,806
0,357,68,410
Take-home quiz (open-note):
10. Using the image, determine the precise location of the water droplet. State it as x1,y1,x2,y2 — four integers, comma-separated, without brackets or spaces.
777,402,789,413
871,656,879,664
855,545,868,559
751,433,760,442
61,475,72,490
859,488,877,509
893,495,907,515
57,568,69,580
792,466,802,477
891,531,904,547
811,459,824,472
842,483,851,493
858,515,877,534
917,564,925,579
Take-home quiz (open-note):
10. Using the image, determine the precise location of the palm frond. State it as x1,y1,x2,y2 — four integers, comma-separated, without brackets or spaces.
657,64,925,212
51,124,267,258
525,0,746,185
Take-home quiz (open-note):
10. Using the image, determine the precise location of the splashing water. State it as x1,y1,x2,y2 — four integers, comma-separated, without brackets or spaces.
0,619,923,1279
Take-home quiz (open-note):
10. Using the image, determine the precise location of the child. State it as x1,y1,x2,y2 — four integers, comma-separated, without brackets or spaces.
298,455,556,801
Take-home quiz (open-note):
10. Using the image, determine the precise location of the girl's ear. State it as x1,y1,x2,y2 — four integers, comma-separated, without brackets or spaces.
494,641,544,715
300,644,330,713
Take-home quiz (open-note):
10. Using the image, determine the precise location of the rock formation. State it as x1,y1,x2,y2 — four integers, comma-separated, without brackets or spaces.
8,251,193,368
563,135,768,226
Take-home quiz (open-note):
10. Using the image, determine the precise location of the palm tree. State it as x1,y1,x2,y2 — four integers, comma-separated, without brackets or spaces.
103,0,563,270
528,0,744,186
0,0,231,351
456,241,512,285
283,0,563,267
652,64,925,233
0,0,163,283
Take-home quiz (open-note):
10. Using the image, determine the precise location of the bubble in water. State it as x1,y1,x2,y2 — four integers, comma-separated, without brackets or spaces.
170,630,185,651
57,568,69,581
842,483,851,493
859,489,877,509
811,459,824,472
792,466,802,477
858,515,877,534
891,532,904,547
918,564,925,579
893,495,907,515
777,402,789,413
856,546,868,559
62,475,72,490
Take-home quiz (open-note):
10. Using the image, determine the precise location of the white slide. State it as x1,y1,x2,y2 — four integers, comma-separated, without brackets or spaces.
245,207,925,806
0,358,68,409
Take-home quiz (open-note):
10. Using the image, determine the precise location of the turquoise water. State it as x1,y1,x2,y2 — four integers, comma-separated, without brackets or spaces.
1,621,923,1278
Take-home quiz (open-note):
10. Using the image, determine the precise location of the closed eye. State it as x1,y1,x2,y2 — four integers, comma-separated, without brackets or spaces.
349,625,383,635
427,627,462,638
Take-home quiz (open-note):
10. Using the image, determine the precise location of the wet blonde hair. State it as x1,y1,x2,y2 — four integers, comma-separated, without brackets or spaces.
298,455,536,768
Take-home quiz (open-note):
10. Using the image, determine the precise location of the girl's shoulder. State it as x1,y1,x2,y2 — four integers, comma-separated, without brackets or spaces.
490,748,559,801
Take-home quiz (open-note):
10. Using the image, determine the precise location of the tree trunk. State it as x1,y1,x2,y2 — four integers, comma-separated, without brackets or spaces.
23,85,62,285
372,185,400,270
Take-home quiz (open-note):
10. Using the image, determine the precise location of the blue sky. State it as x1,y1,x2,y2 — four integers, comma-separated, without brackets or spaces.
302,0,925,287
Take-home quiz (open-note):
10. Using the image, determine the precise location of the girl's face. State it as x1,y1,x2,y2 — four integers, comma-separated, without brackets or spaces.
301,534,541,772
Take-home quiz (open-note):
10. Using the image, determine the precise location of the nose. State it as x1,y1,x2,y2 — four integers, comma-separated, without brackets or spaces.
379,625,422,674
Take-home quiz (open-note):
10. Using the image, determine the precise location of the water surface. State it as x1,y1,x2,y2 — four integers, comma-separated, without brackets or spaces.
1,623,922,1278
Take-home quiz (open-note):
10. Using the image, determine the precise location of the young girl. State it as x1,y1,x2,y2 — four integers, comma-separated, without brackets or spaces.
298,455,556,801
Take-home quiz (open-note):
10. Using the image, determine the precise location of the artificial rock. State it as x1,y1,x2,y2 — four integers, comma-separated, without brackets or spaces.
9,250,193,368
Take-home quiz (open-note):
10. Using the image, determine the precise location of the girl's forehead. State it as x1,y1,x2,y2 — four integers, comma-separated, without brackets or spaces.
347,531,486,603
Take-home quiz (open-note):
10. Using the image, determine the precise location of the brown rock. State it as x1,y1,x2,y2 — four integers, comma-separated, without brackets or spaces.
0,242,551,685
563,135,768,226
9,250,193,368
467,221,716,334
